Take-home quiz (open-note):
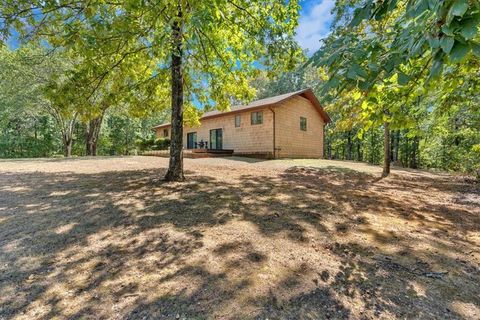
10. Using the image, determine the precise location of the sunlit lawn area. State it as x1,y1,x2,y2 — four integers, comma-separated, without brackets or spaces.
1,156,479,319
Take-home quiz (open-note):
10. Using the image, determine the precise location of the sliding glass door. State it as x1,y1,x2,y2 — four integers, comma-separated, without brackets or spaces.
209,129,223,149
187,132,197,149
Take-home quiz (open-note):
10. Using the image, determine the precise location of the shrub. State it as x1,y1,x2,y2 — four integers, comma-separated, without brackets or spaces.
154,138,170,150
135,137,156,151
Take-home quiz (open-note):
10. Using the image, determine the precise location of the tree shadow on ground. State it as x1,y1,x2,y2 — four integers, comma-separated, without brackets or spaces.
218,156,270,163
0,163,479,319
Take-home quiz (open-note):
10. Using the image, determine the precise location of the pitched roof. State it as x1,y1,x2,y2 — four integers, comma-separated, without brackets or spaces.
153,88,330,129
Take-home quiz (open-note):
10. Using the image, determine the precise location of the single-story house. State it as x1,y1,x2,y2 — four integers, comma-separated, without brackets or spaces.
153,88,330,159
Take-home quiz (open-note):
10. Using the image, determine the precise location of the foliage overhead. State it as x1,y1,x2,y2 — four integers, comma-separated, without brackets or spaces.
311,0,480,94
0,0,303,119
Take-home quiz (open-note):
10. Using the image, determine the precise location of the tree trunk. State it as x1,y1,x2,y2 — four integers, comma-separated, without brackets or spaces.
347,131,352,160
394,130,400,162
404,134,410,168
382,121,391,177
85,113,104,156
357,140,362,161
63,133,73,157
49,106,78,159
61,115,77,158
34,119,38,140
370,128,375,164
410,136,419,169
328,140,332,159
164,6,185,182
390,130,395,162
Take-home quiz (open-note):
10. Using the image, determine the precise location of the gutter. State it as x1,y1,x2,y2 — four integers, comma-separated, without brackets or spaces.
269,107,276,159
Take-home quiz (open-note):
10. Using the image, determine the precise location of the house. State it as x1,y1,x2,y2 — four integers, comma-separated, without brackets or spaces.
153,88,330,159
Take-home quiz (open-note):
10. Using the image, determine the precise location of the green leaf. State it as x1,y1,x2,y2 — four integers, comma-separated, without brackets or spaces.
427,0,439,10
358,80,372,91
414,0,429,16
472,43,480,57
397,72,410,85
450,0,469,17
368,61,379,72
349,4,371,27
352,63,368,79
449,41,470,62
427,36,440,49
351,91,361,101
441,25,455,36
407,0,428,17
388,0,399,11
411,38,425,56
347,68,357,80
346,63,368,80
323,76,340,91
460,18,479,40
325,52,340,66
374,2,390,20
429,56,443,78
440,36,455,54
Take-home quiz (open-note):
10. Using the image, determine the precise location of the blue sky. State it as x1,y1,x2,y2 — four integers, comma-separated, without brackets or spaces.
297,0,335,54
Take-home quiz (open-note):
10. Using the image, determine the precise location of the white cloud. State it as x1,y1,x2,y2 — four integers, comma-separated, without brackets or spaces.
295,0,335,54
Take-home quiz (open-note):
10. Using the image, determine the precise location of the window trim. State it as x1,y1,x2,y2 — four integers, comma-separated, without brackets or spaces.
235,114,241,127
300,117,307,131
251,111,263,125
163,128,169,137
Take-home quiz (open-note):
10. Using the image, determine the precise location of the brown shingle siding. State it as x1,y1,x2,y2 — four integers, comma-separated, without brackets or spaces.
180,108,274,153
274,96,324,158
154,89,328,158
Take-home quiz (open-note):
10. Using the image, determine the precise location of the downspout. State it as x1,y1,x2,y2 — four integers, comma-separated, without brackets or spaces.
269,107,276,159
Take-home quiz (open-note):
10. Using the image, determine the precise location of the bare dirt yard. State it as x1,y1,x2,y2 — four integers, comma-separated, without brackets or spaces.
0,156,479,319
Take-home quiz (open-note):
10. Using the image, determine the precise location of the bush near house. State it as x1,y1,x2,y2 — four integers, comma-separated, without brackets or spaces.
135,137,170,151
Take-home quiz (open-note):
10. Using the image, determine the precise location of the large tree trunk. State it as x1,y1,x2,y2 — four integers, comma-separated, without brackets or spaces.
85,113,104,156
382,121,391,177
49,107,77,158
164,6,185,182
60,114,77,158
63,134,73,157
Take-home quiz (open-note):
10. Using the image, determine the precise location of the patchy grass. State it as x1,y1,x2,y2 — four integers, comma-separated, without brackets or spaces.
0,156,479,319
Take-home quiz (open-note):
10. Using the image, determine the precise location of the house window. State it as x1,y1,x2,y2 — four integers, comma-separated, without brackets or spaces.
300,117,307,131
235,114,241,127
163,129,169,137
251,111,263,125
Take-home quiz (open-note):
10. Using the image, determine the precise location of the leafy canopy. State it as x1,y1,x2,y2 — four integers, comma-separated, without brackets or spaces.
311,0,480,93
1,0,303,120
